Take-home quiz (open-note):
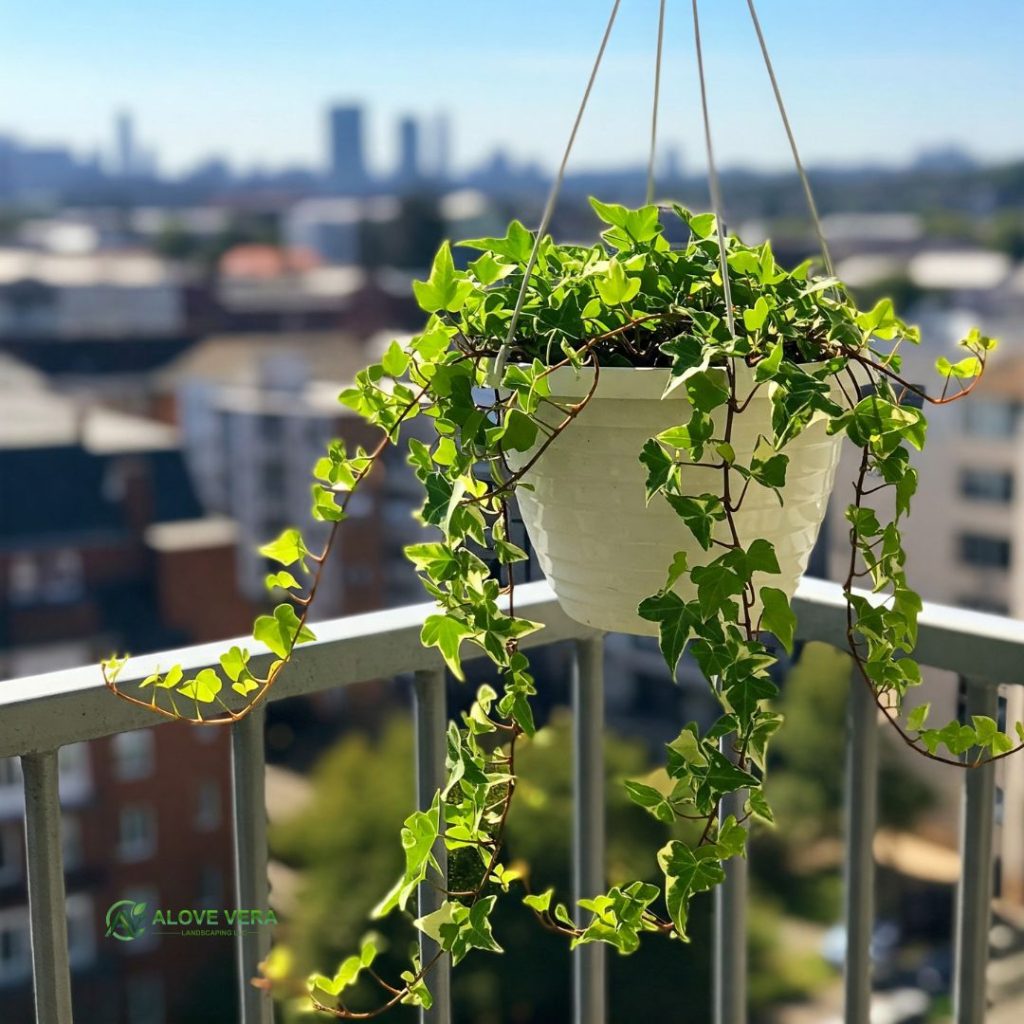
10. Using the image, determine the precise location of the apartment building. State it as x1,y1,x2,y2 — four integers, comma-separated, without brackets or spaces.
0,356,254,1021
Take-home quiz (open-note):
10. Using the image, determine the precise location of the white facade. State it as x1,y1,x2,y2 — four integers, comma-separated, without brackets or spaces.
0,249,184,338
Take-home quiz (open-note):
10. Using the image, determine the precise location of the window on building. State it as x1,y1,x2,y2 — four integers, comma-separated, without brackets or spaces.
0,758,21,789
0,908,30,984
964,400,1022,439
57,743,92,804
66,894,95,970
954,593,1011,614
62,814,83,872
7,554,40,604
112,730,156,782
959,468,1014,503
959,533,1012,569
258,413,281,442
58,743,90,783
0,825,20,885
197,866,223,909
194,780,221,832
958,595,1011,616
42,549,84,602
118,805,157,863
126,973,165,1024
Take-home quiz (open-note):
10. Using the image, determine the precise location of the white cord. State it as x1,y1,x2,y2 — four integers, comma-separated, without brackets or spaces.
691,0,737,338
646,0,668,205
487,0,623,387
745,0,834,278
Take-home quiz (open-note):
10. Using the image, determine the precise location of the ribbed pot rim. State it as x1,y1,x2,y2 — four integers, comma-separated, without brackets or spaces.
524,360,833,400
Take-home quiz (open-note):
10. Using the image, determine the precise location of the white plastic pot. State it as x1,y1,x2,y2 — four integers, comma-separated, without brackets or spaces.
507,363,845,636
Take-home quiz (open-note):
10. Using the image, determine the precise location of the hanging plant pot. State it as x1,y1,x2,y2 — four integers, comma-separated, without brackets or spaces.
508,362,845,635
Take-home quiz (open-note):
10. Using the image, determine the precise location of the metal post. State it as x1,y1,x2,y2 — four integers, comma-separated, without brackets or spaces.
714,744,748,1024
842,675,879,1024
22,751,74,1024
953,677,998,1024
230,708,273,1024
572,636,606,1024
413,669,451,1024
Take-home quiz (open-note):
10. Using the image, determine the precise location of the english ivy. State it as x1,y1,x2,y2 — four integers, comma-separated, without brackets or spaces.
102,200,1010,1015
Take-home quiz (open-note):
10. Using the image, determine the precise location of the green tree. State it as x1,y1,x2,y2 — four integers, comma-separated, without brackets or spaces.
269,699,845,1023
754,642,935,922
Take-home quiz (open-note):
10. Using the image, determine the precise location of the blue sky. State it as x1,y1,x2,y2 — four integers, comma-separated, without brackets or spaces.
0,0,1021,175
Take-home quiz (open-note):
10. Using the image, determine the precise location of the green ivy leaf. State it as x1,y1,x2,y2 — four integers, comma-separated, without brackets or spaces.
265,571,301,592
459,220,534,263
759,587,796,652
743,296,771,333
523,889,554,914
690,562,745,616
381,339,411,378
500,409,538,453
412,242,473,313
421,614,474,681
595,260,641,306
624,780,676,824
253,604,317,661
658,840,726,940
638,591,695,673
906,703,930,732
258,528,309,569
178,667,222,704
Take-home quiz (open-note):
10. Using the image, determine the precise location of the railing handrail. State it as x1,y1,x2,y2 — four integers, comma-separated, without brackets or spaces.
4,575,1023,1024
0,581,597,758
3,577,1024,760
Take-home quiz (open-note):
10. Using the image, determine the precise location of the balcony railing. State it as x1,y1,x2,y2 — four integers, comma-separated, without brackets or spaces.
2,576,1024,1024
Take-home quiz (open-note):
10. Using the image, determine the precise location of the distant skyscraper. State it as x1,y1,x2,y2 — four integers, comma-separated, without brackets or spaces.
116,111,135,177
663,146,683,183
328,105,367,193
434,112,451,184
396,115,420,185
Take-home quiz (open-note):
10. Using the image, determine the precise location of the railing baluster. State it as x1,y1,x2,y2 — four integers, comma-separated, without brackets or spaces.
231,708,273,1024
714,741,747,1024
413,668,451,1024
842,673,879,1024
572,636,606,1024
954,677,998,1024
21,750,74,1024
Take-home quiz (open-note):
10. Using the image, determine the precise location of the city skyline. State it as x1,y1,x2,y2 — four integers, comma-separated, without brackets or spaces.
1,0,1021,176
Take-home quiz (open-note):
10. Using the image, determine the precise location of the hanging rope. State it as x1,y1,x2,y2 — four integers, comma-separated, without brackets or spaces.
488,0,623,387
744,0,834,277
646,0,668,205
691,0,737,338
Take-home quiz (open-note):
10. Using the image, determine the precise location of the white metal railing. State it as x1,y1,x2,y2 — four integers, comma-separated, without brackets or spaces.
2,577,1024,1024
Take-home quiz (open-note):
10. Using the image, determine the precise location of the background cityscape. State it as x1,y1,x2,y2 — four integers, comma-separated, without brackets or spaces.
1,2,1024,1021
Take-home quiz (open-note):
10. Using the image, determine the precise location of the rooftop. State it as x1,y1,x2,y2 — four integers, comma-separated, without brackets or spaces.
155,330,372,392
0,370,178,453
0,247,181,288
145,516,239,553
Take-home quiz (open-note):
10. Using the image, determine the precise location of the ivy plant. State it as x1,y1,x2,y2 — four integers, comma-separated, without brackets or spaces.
104,199,1009,1016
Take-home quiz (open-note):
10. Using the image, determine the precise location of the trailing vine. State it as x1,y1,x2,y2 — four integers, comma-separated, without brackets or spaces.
103,201,1008,1014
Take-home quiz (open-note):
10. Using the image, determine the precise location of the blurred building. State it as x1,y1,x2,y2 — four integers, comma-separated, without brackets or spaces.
0,356,252,1022
327,105,367,194
824,314,1024,908
396,115,421,187
282,196,399,266
433,112,452,185
0,249,185,339
156,332,427,616
116,112,136,179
